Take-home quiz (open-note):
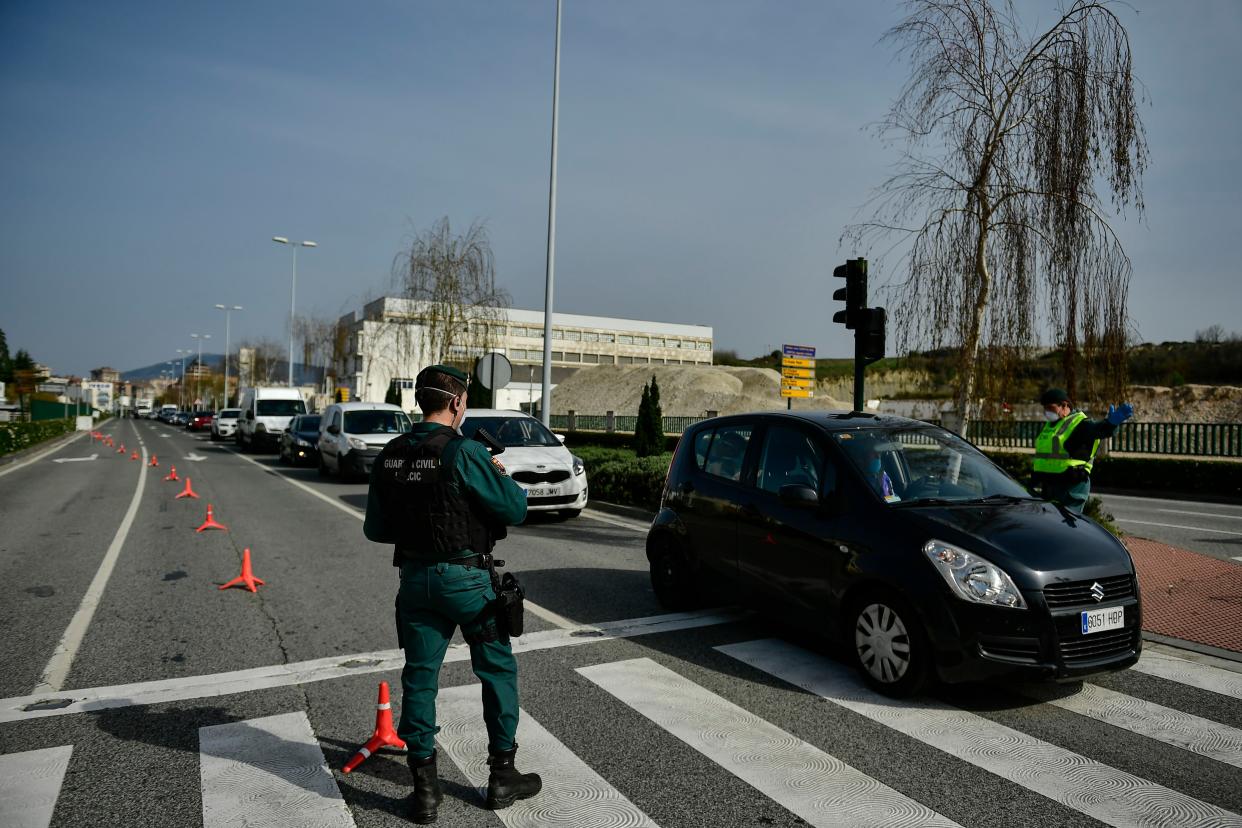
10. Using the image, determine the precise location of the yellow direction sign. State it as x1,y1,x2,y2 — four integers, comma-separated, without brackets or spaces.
782,357,815,369
781,377,815,389
780,387,814,398
782,367,814,379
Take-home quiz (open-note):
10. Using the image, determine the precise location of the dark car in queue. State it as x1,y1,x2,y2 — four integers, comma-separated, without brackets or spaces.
279,414,322,466
646,411,1142,697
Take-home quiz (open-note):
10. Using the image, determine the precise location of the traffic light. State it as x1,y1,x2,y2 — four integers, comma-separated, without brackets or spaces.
858,307,886,364
832,258,867,329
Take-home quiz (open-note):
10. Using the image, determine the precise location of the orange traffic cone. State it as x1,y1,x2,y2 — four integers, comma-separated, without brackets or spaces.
116,443,125,454
149,454,159,467
219,548,264,592
196,504,227,532
164,465,179,482
175,477,199,499
342,681,407,773
130,451,139,461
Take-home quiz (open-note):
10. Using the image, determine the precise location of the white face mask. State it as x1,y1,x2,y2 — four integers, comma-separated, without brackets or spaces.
1043,409,1061,422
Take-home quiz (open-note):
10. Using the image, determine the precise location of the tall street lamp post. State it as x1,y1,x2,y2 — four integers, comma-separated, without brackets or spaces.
191,333,211,408
214,304,243,407
272,237,317,387
539,0,563,428
175,349,189,409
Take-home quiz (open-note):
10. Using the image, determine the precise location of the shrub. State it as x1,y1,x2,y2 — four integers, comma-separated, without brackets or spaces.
0,419,74,456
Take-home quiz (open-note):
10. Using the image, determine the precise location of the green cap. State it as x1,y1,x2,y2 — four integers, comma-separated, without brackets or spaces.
416,364,469,388
1039,387,1069,405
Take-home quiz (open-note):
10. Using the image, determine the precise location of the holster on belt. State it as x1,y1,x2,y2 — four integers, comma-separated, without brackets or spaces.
493,571,526,637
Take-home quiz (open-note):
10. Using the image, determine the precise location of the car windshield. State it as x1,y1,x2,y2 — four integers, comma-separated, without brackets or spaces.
461,416,561,447
257,399,306,416
834,426,1031,506
297,415,321,432
219,409,240,420
344,410,411,434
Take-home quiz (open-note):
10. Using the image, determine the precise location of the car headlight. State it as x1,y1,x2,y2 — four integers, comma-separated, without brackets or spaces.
348,436,368,451
572,455,585,476
295,438,312,447
924,539,1027,609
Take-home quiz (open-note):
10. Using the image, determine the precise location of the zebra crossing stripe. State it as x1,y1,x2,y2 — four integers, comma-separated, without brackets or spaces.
718,639,1242,828
578,658,961,828
199,711,355,828
0,745,73,828
1022,681,1242,769
435,683,659,827
1132,649,1242,700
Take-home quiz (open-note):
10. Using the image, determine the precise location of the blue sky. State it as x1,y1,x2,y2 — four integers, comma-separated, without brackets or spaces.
2,1,1239,376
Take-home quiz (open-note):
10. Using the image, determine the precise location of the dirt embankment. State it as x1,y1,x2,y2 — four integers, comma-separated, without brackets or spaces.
550,365,847,417
1125,385,1242,423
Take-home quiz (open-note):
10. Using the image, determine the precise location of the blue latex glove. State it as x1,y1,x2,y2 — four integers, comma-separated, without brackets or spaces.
1107,403,1134,426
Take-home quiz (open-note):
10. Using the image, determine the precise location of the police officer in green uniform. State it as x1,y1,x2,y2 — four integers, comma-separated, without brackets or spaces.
1031,388,1133,514
363,364,541,824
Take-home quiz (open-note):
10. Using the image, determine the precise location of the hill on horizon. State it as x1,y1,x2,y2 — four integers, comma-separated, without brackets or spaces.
123,354,324,386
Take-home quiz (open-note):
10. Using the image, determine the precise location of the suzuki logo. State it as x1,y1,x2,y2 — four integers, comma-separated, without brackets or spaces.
1090,581,1105,602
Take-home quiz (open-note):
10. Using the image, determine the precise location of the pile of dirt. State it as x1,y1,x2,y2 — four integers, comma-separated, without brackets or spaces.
550,365,848,418
1126,385,1242,423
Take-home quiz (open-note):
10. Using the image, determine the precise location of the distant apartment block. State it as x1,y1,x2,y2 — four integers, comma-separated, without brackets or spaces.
337,297,713,404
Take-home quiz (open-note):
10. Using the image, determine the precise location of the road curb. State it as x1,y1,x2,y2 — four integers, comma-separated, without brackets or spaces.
1142,631,1242,665
587,501,656,522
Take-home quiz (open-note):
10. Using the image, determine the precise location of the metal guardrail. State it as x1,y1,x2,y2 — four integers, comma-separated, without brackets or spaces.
421,409,1240,458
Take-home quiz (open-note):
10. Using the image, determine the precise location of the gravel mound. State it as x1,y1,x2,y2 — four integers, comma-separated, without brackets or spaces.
550,365,848,417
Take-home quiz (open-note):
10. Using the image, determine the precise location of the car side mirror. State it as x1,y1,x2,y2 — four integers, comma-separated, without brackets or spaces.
778,484,820,509
554,433,566,443
327,425,340,435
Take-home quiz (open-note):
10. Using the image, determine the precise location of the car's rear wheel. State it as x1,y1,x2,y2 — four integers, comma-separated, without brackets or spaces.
650,537,695,611
849,592,929,698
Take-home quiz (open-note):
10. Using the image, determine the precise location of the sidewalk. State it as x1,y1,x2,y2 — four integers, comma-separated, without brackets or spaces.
1126,536,1242,655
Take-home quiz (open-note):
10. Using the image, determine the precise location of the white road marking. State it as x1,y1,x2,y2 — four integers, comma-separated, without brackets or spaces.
579,657,961,828
220,442,576,627
1102,493,1242,510
51,454,97,463
33,422,148,693
1233,556,1242,563
0,430,88,479
183,452,206,462
0,745,73,828
1154,508,1242,522
718,639,1241,828
579,509,650,533
437,684,660,827
1021,681,1242,769
1116,518,1242,536
199,712,355,828
0,608,746,724
1132,649,1242,700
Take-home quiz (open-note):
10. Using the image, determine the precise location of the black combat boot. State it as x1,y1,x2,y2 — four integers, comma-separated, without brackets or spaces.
485,744,542,810
408,750,443,824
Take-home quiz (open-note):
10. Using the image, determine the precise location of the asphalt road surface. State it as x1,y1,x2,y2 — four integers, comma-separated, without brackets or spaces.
1095,492,1242,563
1,418,1240,828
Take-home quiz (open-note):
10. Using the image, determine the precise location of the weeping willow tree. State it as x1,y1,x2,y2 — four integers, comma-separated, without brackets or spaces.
389,217,511,375
845,0,1147,430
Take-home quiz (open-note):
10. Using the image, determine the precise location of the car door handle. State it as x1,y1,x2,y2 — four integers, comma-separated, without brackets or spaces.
738,503,761,519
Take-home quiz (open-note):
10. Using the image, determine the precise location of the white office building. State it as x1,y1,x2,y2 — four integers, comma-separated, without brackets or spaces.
337,297,713,408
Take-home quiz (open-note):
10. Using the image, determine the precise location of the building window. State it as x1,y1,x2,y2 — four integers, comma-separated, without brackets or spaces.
698,341,711,351
565,330,582,341
652,358,665,364
551,329,564,340
582,352,599,363
551,351,564,361
564,352,581,362
598,333,614,343
649,337,664,348
394,378,416,389
618,335,633,345
618,356,633,364
634,336,649,346
583,332,599,342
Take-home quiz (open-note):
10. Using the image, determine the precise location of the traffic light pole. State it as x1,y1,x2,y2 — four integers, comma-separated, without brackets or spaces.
852,336,865,412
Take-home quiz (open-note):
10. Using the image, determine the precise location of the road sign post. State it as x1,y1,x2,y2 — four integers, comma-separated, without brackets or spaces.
781,345,816,408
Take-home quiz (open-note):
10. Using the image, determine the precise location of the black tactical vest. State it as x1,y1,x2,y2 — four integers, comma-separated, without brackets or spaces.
375,426,495,562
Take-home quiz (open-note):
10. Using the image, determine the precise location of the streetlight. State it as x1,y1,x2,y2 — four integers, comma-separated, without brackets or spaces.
539,0,563,427
214,304,243,407
191,333,211,408
272,236,317,387
175,349,190,409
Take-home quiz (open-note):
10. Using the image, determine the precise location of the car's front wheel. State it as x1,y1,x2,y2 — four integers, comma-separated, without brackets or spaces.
650,537,695,611
318,455,330,477
849,592,929,698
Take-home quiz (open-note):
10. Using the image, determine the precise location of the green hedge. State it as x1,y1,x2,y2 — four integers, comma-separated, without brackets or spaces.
576,446,674,512
984,451,1242,498
0,419,74,456
563,430,680,453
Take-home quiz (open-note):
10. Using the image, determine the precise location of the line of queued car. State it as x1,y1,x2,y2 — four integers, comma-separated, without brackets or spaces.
160,387,589,520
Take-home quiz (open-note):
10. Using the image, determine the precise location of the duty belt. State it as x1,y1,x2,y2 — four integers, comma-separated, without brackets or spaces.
398,551,505,570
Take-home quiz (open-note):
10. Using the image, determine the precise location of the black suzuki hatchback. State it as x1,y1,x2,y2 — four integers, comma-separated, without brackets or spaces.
647,411,1142,696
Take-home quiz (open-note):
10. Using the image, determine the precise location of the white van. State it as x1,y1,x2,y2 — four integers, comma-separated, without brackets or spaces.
317,401,411,479
236,387,307,452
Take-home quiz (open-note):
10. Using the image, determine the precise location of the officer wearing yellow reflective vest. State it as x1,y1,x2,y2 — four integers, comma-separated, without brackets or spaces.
363,364,540,824
1031,387,1133,514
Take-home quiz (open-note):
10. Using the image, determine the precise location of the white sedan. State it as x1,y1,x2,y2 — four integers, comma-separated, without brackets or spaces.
211,408,241,441
459,410,588,518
